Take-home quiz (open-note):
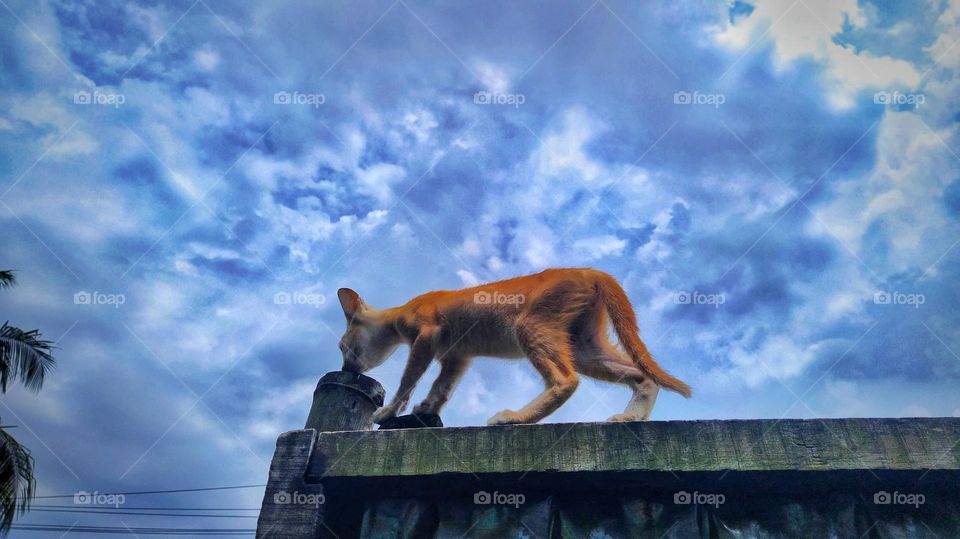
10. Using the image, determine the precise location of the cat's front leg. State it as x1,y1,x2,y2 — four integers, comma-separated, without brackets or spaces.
487,409,524,425
372,403,402,424
373,330,436,424
372,390,413,424
412,355,471,415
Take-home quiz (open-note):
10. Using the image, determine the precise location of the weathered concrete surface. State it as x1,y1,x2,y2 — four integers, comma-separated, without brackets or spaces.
261,418,960,538
256,430,322,539
257,371,384,539
311,418,960,479
304,371,384,432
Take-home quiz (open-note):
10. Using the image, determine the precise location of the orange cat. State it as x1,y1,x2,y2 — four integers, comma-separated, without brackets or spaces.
337,268,691,425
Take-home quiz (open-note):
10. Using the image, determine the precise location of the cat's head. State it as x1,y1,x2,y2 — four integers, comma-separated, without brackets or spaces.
336,288,400,373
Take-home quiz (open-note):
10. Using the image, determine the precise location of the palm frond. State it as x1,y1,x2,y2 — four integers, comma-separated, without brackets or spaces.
0,427,34,535
0,323,55,393
0,272,14,290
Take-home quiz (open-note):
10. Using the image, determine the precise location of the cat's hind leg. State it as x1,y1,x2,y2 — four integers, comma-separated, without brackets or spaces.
488,324,579,425
573,339,659,422
608,377,659,422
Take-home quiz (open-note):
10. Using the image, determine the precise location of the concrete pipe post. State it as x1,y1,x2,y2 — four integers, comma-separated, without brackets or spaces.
305,371,385,432
257,371,384,538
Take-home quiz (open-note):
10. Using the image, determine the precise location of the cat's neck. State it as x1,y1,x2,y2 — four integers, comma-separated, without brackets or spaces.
377,306,417,343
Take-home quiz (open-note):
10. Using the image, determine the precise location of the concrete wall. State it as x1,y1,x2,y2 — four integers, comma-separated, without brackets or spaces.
259,418,960,538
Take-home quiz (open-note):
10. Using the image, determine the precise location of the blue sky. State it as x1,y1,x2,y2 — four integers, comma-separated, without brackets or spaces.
1,0,959,532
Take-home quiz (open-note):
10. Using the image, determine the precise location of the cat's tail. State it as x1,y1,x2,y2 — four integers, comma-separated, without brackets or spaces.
596,273,692,398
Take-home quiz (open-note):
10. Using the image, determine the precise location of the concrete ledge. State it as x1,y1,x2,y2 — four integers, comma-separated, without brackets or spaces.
257,430,325,538
309,418,960,479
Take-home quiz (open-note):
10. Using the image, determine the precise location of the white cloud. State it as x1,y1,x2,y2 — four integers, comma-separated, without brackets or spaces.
260,197,391,270
823,380,869,416
712,0,921,108
4,176,140,243
927,0,960,67
474,61,511,94
459,377,491,415
399,108,439,145
389,221,415,243
189,243,242,261
573,235,628,260
174,259,200,276
723,333,821,387
453,107,643,278
816,111,956,273
244,146,347,191
535,109,605,183
356,163,406,203
457,269,480,286
455,365,541,420
516,223,560,268
247,379,317,440
11,2,88,85
193,48,221,71
9,94,98,157
123,3,172,44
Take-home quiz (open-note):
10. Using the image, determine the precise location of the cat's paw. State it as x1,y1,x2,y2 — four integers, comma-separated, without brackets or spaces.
487,409,524,425
606,413,641,422
371,405,398,424
412,401,436,415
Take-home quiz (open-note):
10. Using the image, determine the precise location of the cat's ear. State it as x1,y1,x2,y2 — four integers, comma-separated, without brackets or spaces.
337,288,363,321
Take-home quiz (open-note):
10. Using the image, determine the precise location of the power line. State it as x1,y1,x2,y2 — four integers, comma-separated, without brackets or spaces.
34,483,267,499
11,524,255,535
32,504,259,511
28,508,257,518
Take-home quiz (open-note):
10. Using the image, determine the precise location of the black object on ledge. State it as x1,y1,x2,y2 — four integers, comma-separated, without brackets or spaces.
378,413,443,430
